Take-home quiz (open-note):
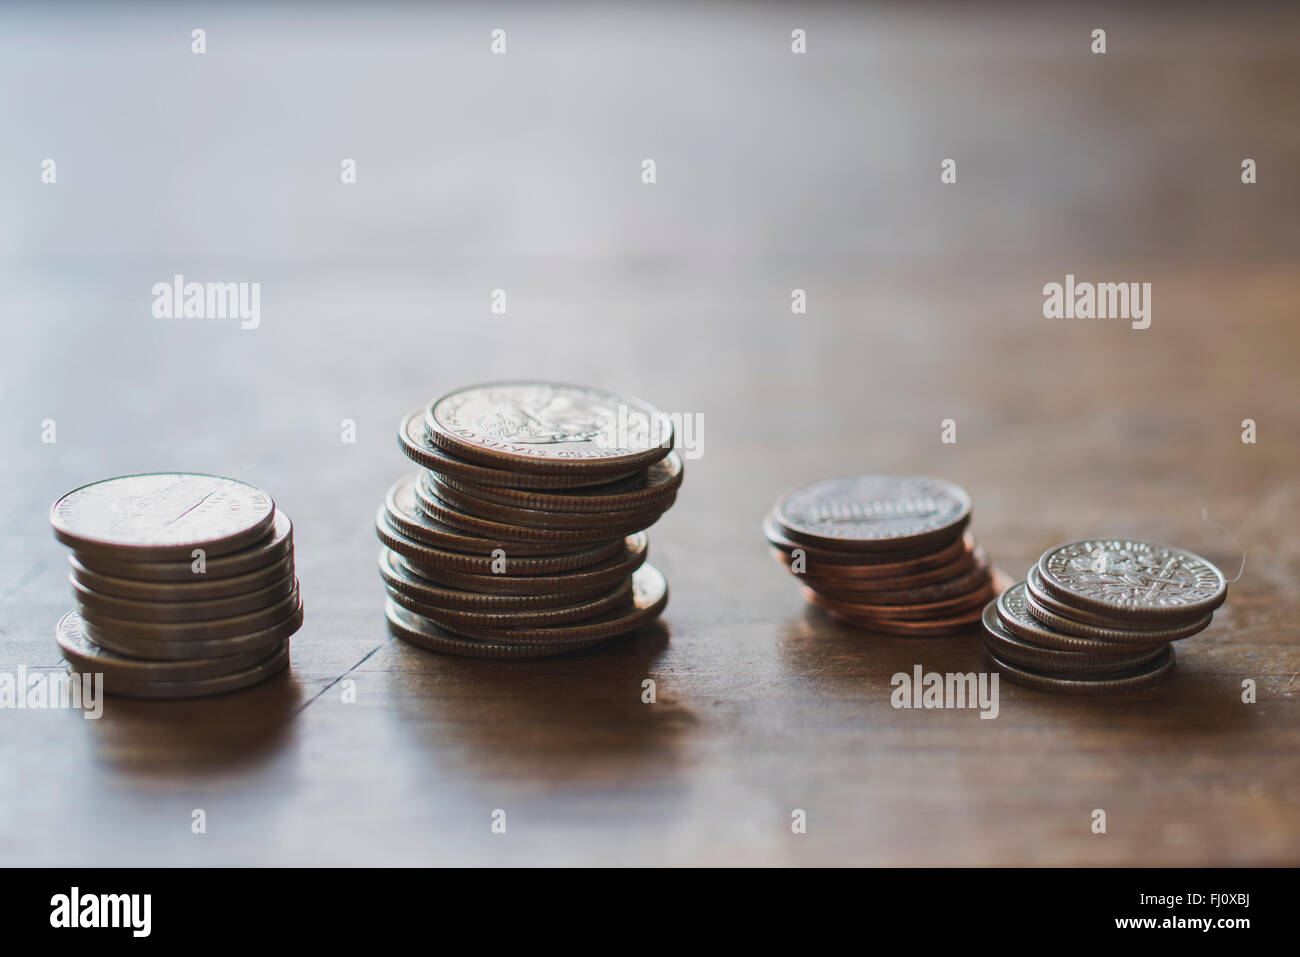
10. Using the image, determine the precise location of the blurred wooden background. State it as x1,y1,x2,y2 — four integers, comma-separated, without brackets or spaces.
1,3,1297,865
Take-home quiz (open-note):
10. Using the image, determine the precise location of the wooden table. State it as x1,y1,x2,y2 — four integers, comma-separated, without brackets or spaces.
1,4,1297,866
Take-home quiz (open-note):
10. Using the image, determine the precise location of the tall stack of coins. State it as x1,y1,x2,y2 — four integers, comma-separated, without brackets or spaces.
765,475,1000,636
378,382,680,657
981,540,1227,694
49,474,302,698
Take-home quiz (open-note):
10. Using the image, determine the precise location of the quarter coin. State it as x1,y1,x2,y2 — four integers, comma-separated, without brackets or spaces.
425,473,671,530
68,642,292,699
70,571,295,624
436,564,668,644
69,552,294,602
416,476,648,544
388,600,618,658
81,598,303,661
402,534,648,595
77,582,300,642
425,382,673,474
398,407,643,489
70,509,293,582
378,549,614,611
376,509,622,575
436,451,683,514
51,473,275,561
385,564,667,657
57,610,280,682
383,476,603,556
386,577,634,630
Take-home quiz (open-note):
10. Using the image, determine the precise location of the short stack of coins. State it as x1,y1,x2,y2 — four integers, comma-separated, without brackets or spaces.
49,473,302,698
981,539,1228,694
765,475,999,636
377,381,681,657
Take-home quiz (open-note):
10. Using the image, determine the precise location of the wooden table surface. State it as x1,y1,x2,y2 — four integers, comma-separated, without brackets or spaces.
1,4,1297,866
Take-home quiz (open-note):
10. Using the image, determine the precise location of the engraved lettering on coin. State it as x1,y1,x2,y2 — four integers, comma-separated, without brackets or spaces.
1037,540,1226,620
51,473,274,559
774,475,971,551
426,382,673,469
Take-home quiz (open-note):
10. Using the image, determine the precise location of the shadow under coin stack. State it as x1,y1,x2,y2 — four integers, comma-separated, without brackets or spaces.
765,475,1001,636
49,473,302,698
377,382,681,657
981,540,1227,694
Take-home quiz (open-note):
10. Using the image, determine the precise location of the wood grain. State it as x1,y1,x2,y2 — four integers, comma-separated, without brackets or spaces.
0,3,1296,866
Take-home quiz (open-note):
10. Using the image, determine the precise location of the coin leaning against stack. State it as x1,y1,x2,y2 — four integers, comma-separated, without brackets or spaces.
765,475,1003,636
49,473,302,698
378,382,681,657
981,540,1227,694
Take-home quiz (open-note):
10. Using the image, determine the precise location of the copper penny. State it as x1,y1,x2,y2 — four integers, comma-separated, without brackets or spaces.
773,475,971,553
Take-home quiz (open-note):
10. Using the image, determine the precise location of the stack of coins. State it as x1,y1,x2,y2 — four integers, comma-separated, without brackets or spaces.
378,382,681,657
981,539,1227,694
765,475,1000,636
49,473,302,698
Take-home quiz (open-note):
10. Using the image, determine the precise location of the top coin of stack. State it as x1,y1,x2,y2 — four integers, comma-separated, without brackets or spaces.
49,473,302,698
378,382,681,657
764,475,1001,636
981,539,1227,694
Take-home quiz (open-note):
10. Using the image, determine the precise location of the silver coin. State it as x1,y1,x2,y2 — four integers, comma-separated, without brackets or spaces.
386,576,634,630
401,534,648,595
68,641,292,699
773,475,971,553
70,571,296,624
70,509,294,582
1024,565,1141,627
398,408,642,489
82,597,303,661
416,476,646,545
377,506,623,575
1020,578,1212,644
425,382,673,474
78,582,300,642
388,600,612,658
440,564,667,643
435,450,684,514
383,476,601,556
69,552,294,602
57,610,279,681
987,646,1176,695
378,548,615,611
424,472,673,530
998,580,1168,653
981,599,1168,674
385,564,667,658
1036,540,1227,623
51,473,276,561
